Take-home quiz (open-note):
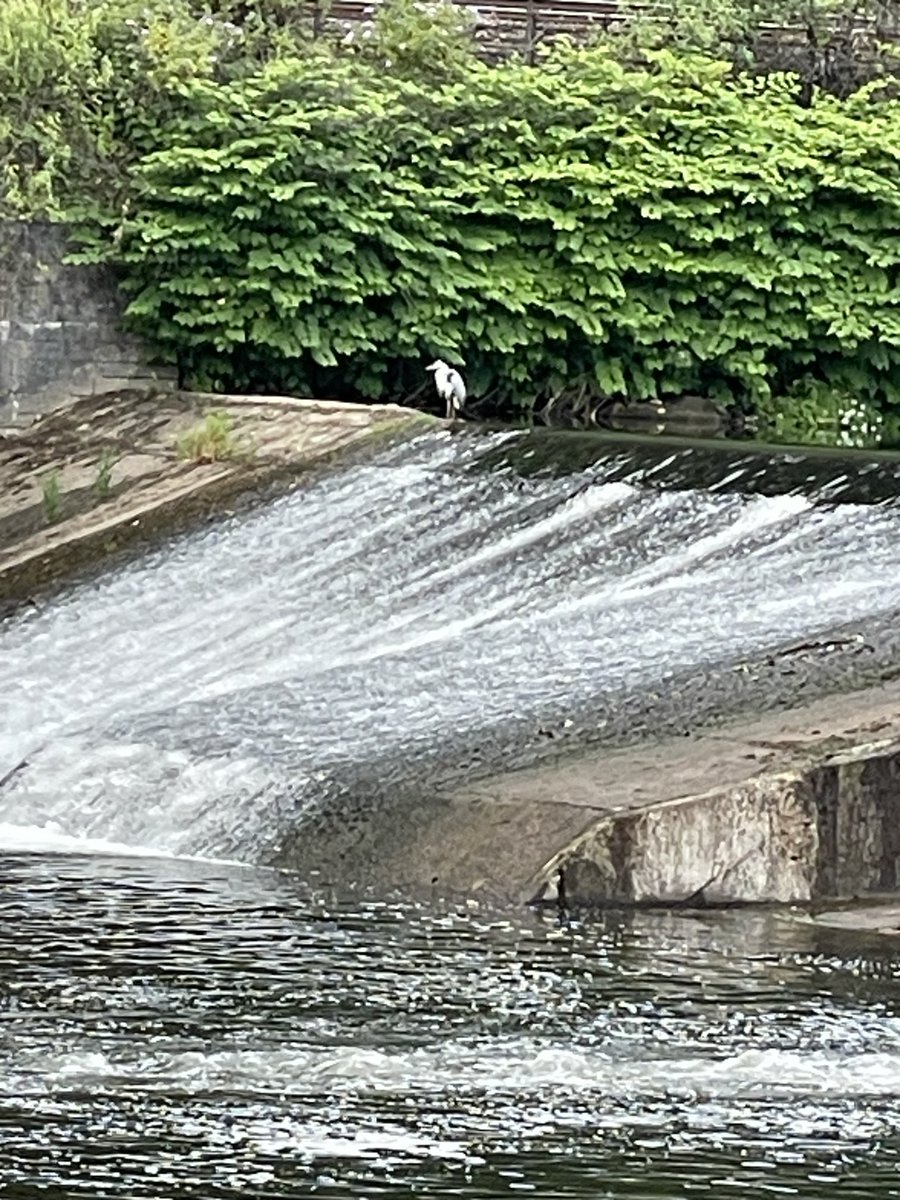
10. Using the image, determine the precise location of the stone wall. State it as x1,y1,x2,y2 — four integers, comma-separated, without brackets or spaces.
0,221,176,426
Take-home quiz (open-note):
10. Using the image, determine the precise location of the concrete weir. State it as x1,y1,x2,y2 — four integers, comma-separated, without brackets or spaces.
529,743,900,908
4,406,900,912
390,684,900,909
0,388,435,611
522,725,900,909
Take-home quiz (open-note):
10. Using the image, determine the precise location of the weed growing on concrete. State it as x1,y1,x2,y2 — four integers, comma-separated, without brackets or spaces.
41,471,62,523
176,410,236,463
93,449,117,500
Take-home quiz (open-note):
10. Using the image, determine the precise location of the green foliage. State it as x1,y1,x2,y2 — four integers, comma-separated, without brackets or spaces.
7,0,900,428
0,0,474,217
755,381,885,448
597,0,878,63
71,44,900,423
0,0,268,218
176,410,237,462
597,0,783,58
582,0,900,108
0,0,96,216
355,0,476,78
92,450,118,499
40,471,62,522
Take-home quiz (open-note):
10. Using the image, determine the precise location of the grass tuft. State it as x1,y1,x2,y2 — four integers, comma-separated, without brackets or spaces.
176,410,237,464
41,470,62,523
93,449,118,500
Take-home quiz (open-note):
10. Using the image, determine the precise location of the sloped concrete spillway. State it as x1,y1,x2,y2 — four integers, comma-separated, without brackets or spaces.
3,428,900,897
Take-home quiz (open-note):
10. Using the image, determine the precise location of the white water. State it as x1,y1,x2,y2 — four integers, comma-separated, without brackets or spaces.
3,430,900,861
2,853,899,1197
12,1041,900,1100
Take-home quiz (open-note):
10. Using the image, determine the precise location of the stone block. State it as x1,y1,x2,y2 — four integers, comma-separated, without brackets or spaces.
531,739,900,907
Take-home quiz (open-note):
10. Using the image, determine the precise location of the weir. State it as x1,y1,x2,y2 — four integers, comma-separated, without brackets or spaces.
3,427,900,895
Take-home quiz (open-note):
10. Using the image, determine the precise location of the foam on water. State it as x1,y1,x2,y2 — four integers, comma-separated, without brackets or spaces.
0,819,255,866
11,1042,900,1101
0,821,170,858
1,854,899,1196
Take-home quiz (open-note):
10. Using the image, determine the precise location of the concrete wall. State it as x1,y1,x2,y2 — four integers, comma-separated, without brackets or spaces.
0,221,176,426
530,740,900,907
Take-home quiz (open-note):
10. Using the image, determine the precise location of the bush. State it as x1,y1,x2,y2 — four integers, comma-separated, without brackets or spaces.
598,0,900,98
354,0,476,78
77,45,900,420
7,0,900,427
0,0,260,218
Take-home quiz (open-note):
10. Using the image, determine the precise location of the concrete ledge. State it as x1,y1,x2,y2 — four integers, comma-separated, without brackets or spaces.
270,680,900,908
527,738,900,908
0,388,437,612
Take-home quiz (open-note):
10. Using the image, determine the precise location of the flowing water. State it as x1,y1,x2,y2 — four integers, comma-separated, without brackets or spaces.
3,853,900,1198
4,428,900,1194
3,429,900,865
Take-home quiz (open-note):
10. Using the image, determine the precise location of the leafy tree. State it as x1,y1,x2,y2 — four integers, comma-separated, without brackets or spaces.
6,0,900,429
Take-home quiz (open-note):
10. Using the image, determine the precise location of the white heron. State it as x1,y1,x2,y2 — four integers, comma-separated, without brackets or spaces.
425,359,466,419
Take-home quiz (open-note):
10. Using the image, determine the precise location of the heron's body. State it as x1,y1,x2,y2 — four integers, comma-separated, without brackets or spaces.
425,359,466,419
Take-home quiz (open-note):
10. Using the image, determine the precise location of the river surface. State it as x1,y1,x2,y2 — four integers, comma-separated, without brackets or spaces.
2,852,900,1198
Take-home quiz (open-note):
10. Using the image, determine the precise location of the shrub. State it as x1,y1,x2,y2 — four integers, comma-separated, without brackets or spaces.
8,0,900,428
0,0,247,218
355,0,476,78
79,46,900,421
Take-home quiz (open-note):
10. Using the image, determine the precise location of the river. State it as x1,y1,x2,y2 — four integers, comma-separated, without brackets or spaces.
2,852,900,1197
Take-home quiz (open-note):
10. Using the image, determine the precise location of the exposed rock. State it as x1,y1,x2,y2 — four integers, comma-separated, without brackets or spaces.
526,737,900,908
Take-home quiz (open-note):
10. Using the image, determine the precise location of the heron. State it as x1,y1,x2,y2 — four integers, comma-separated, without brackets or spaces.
425,359,466,420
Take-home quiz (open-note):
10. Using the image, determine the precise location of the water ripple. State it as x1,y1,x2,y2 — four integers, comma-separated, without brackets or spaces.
1,855,900,1197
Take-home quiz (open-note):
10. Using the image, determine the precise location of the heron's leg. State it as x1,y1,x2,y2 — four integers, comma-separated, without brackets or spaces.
445,395,453,420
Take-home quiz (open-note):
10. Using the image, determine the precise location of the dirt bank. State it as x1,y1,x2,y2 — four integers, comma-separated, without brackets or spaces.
0,389,435,613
